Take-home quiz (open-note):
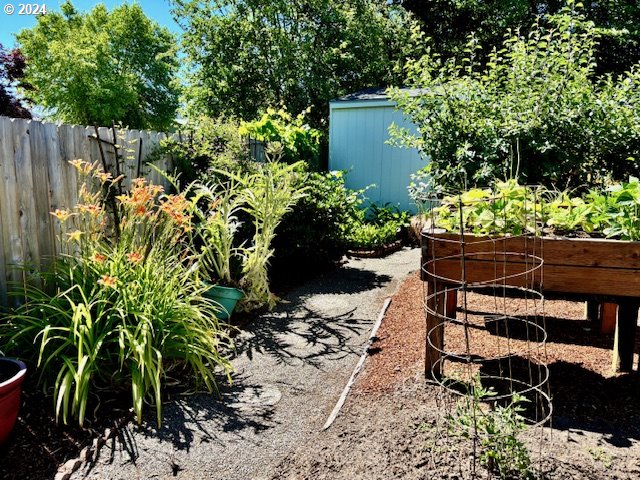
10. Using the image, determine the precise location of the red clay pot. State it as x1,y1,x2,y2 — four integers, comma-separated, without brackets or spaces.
0,358,26,446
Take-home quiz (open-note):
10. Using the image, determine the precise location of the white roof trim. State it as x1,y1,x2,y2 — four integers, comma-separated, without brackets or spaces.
329,99,397,110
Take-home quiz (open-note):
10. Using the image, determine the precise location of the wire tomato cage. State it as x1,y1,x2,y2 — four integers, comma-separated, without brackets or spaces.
421,187,552,478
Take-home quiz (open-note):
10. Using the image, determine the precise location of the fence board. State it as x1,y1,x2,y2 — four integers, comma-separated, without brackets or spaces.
58,124,78,231
0,118,12,303
0,118,24,293
124,129,140,189
0,116,174,305
0,207,5,304
12,119,40,280
29,121,54,271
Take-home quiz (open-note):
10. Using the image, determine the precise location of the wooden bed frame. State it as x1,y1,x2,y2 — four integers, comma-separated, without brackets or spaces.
421,230,640,375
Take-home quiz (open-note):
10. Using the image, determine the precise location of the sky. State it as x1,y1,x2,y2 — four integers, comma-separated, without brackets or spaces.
0,0,181,49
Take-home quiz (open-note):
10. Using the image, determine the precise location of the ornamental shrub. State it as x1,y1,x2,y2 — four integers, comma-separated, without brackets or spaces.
271,170,362,277
271,171,409,282
162,116,255,185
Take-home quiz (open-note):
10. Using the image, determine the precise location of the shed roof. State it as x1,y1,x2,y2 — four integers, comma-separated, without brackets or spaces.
330,87,425,103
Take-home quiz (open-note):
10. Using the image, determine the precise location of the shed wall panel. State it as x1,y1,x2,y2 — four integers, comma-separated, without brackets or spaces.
329,101,426,211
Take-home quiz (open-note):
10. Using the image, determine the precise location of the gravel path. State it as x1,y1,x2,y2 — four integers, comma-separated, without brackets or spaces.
72,247,420,480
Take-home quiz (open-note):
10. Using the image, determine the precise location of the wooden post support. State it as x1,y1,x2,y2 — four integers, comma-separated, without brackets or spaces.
585,300,600,324
445,289,458,320
600,302,618,335
612,300,639,373
425,282,446,380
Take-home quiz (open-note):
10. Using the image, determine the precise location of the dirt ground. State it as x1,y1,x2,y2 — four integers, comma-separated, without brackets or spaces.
273,272,640,480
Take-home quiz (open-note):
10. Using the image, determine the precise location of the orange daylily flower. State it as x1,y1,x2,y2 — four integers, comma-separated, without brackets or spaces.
98,274,117,288
93,170,113,183
131,178,147,189
134,205,147,216
91,252,107,264
126,251,143,264
69,159,96,175
77,204,103,216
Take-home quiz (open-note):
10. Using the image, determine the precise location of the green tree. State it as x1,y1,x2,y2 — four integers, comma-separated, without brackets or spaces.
17,1,180,130
398,0,640,75
172,0,423,128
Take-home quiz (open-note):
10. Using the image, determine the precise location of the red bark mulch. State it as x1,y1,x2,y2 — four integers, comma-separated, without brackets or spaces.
358,271,640,428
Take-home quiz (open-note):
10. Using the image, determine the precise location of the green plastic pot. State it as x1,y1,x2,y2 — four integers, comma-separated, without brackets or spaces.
204,284,244,319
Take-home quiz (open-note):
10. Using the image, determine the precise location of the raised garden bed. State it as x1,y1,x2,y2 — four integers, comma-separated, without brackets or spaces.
422,229,640,374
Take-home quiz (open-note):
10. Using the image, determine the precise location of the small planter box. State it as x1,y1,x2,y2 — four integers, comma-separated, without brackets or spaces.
348,239,404,258
421,230,640,374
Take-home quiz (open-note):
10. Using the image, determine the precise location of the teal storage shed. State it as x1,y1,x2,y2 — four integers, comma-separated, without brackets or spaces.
329,88,427,212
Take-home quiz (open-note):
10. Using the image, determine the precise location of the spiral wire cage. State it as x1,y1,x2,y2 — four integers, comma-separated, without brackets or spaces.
421,188,552,478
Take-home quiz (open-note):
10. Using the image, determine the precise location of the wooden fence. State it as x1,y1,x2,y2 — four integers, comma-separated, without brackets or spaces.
0,116,175,305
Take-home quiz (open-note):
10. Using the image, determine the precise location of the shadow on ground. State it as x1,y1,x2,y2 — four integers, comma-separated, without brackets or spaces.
233,266,392,367
465,306,640,448
86,375,279,469
466,310,614,350
234,305,370,367
80,258,401,475
548,361,640,448
291,265,392,298
449,310,640,449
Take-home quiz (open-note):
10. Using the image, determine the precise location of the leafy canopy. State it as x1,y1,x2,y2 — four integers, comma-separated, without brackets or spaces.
172,0,424,128
17,1,180,130
400,0,640,76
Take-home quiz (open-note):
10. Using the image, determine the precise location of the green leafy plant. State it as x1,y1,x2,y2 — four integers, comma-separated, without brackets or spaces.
544,191,594,234
161,116,255,185
433,180,544,235
192,146,307,310
585,177,640,240
239,108,322,168
366,203,410,227
2,161,232,426
345,222,401,250
344,203,409,250
195,180,247,287
447,379,533,479
588,447,615,469
231,148,307,309
433,178,640,241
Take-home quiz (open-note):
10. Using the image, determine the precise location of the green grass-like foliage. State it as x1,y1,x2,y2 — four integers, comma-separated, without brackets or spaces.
201,148,308,310
2,162,232,426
